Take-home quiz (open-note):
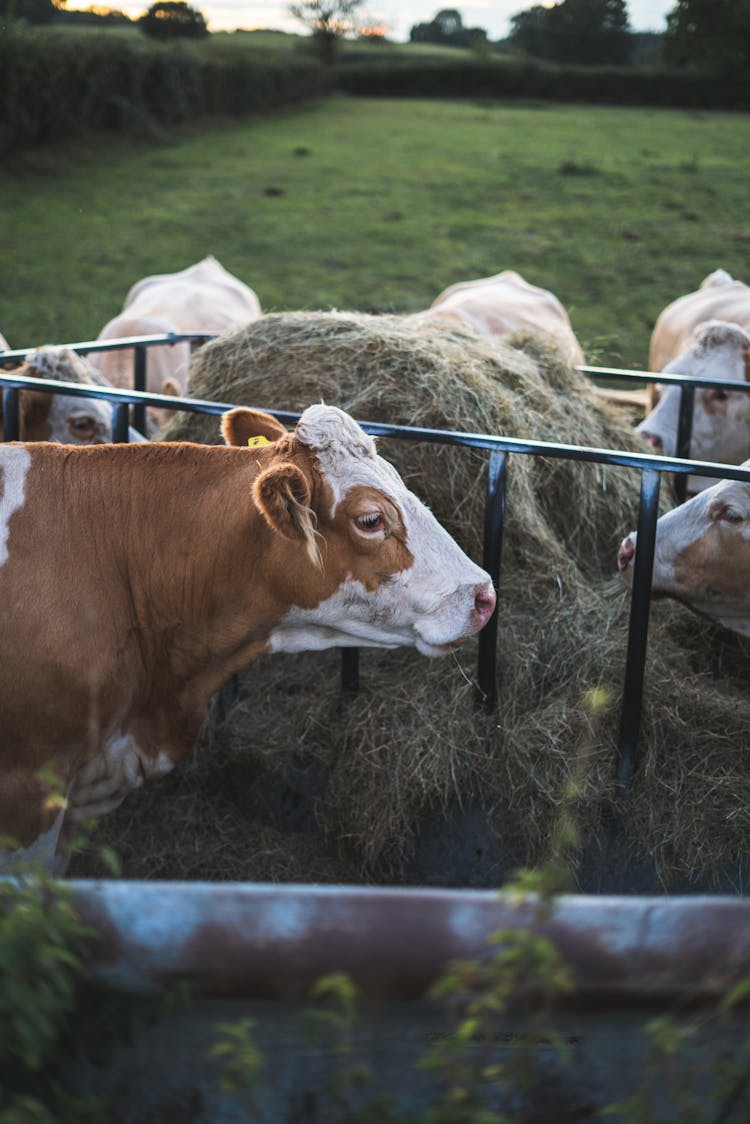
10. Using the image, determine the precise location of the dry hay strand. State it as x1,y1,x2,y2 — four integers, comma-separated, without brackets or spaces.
73,313,750,886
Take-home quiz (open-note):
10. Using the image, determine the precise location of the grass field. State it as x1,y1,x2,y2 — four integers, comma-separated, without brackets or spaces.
3,96,748,368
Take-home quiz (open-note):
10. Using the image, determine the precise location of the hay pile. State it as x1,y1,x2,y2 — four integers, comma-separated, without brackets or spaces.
69,313,750,886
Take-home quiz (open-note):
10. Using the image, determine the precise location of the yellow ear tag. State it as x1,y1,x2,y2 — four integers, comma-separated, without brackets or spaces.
247,435,271,447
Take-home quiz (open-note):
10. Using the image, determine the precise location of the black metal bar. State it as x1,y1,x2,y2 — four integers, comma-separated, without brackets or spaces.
616,468,661,793
1,368,750,489
476,451,507,711
673,384,695,505
111,403,130,444
2,388,20,442
340,648,360,711
133,346,148,436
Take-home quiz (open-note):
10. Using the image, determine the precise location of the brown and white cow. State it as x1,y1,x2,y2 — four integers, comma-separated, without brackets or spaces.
0,404,495,868
1,346,120,445
419,269,585,366
649,270,750,373
636,320,750,492
617,462,750,636
90,256,262,429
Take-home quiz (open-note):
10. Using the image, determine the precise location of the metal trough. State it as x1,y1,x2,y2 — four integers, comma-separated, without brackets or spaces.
58,881,750,1120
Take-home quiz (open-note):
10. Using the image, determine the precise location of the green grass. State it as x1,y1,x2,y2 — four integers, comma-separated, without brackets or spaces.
3,97,749,367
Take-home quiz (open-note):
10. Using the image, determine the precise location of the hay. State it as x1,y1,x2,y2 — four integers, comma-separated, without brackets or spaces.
69,313,750,886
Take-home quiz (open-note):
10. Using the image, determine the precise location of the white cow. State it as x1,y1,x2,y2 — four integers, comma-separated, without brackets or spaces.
637,321,750,492
419,270,585,366
649,270,750,373
617,463,750,637
90,256,262,429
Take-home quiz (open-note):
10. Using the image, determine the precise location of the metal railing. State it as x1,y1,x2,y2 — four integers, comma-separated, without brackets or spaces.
3,337,750,794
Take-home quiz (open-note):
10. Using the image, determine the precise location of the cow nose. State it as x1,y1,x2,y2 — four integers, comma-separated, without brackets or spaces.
617,535,636,573
641,430,663,452
473,585,496,624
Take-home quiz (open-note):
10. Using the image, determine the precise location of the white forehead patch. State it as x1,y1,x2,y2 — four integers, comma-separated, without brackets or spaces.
25,345,93,383
0,446,31,566
296,403,403,513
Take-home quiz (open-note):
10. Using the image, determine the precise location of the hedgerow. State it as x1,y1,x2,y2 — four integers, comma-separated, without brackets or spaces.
335,56,750,110
0,24,333,149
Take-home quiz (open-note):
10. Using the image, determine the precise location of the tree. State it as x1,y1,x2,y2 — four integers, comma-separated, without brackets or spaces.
0,0,58,24
288,0,365,64
409,7,488,48
662,0,750,71
508,0,631,65
138,0,208,39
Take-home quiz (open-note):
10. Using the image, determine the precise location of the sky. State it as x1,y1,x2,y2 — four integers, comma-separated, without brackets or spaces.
111,0,675,41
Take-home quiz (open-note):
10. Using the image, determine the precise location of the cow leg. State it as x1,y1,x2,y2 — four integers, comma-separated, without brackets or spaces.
68,732,174,821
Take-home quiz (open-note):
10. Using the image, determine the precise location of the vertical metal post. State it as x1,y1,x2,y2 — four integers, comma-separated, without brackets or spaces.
476,451,507,711
133,346,148,437
2,388,20,441
111,402,130,444
673,384,695,505
616,468,661,793
340,648,360,712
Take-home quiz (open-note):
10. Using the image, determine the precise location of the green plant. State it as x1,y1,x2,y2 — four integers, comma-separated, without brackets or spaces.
0,871,103,1121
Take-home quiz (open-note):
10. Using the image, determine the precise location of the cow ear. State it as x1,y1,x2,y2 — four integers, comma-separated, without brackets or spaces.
161,376,181,398
222,407,287,447
252,462,322,568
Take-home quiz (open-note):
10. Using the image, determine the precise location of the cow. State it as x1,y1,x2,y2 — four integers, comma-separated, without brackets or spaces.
617,462,750,637
0,346,123,445
90,256,262,429
418,270,586,366
649,270,750,374
636,320,750,492
0,331,9,354
0,404,496,870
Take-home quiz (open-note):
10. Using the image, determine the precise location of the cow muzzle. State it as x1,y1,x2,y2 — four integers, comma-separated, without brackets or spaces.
617,533,636,582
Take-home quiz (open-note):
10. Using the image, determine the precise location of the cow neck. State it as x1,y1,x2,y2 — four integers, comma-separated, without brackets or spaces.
106,442,288,683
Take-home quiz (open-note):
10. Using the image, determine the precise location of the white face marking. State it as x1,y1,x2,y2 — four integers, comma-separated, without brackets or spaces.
276,405,494,654
46,393,112,445
0,446,31,566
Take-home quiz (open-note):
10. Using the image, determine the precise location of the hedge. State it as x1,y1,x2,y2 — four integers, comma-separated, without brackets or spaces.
335,57,750,111
0,25,334,149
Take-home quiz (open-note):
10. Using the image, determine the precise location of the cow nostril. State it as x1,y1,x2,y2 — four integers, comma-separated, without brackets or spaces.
617,538,636,573
641,431,663,452
474,587,496,618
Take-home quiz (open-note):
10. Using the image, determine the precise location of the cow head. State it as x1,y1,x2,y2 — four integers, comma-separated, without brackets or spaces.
222,404,496,656
16,347,113,444
617,464,750,636
637,321,750,491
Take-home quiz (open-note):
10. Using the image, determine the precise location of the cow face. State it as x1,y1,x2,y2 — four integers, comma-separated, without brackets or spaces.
18,347,113,445
223,405,496,656
617,466,750,636
637,322,750,492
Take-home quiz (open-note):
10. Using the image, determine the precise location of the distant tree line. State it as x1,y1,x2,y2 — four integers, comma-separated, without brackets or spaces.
406,0,749,72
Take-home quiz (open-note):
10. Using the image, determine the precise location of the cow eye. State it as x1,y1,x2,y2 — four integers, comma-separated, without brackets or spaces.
712,389,729,402
355,512,385,534
716,505,744,524
70,416,95,434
